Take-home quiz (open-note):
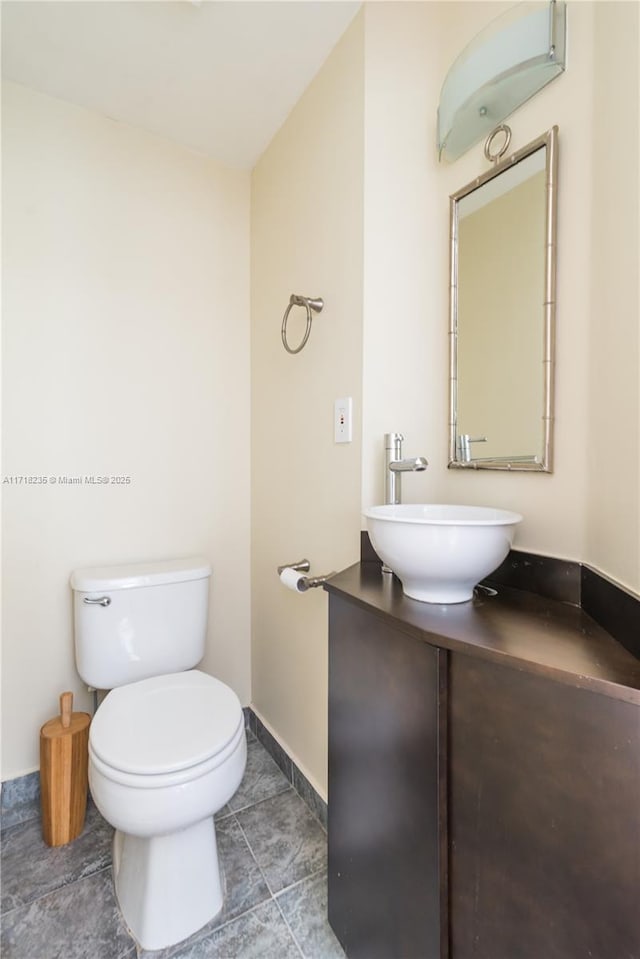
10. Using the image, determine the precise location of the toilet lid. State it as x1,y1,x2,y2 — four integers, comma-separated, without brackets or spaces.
90,670,243,776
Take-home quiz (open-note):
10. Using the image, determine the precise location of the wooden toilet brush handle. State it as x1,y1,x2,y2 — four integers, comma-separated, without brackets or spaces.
60,691,73,729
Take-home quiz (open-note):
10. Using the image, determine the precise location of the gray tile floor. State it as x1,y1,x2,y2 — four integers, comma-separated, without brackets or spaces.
1,732,345,959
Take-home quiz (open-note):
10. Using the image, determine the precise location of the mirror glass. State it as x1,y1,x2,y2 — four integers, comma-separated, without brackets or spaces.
449,127,558,471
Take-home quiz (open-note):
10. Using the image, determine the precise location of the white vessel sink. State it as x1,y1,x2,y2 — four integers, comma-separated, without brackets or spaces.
364,504,523,604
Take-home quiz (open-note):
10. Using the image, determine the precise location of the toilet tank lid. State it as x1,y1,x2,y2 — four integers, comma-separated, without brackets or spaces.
70,557,211,592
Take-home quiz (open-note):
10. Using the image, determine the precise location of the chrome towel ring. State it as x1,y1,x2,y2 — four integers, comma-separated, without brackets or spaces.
281,294,324,354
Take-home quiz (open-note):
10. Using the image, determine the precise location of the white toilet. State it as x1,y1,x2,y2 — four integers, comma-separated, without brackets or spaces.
70,557,247,951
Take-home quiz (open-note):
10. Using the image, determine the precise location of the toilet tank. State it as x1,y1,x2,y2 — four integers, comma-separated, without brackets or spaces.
70,557,212,689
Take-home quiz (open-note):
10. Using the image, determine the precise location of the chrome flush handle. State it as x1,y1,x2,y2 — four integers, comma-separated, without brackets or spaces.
83,596,111,607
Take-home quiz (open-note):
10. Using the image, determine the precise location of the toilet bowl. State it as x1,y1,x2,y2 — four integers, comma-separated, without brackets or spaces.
71,557,247,950
88,669,247,951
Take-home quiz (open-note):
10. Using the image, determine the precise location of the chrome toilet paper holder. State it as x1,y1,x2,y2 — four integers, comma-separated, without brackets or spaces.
277,559,335,591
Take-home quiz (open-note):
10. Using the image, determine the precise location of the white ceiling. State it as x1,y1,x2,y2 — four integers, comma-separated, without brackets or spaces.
1,1,361,170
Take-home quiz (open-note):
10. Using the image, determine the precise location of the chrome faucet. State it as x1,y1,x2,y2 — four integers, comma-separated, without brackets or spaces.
384,433,428,505
457,433,487,463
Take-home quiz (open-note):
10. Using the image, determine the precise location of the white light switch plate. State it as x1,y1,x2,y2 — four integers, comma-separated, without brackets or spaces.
334,397,353,443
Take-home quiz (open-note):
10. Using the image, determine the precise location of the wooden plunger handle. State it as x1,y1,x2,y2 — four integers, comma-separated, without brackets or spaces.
60,692,73,729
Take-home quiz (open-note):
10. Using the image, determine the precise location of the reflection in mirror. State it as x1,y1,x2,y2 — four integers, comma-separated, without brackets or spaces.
449,127,558,471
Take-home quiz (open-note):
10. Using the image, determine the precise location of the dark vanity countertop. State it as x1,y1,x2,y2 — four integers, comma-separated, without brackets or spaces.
325,562,640,706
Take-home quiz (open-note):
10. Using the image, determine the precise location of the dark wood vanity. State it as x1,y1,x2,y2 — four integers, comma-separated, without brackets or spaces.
325,561,640,959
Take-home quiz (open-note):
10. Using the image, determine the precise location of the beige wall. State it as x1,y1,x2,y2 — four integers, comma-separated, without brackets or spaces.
2,82,252,780
362,1,638,591
585,1,639,592
362,1,592,561
250,16,364,797
361,1,449,510
251,0,639,799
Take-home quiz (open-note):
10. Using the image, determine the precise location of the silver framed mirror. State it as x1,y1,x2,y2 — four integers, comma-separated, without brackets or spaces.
449,126,558,471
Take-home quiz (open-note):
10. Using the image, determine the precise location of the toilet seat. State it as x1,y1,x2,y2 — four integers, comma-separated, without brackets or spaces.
90,669,243,783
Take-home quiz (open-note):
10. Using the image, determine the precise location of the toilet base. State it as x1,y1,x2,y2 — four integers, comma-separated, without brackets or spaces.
113,817,223,951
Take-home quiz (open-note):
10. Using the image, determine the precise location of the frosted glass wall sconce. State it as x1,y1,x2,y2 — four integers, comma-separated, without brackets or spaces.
438,1,566,162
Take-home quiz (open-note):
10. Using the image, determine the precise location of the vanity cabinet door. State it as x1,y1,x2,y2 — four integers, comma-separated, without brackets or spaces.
449,652,640,959
328,595,447,959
